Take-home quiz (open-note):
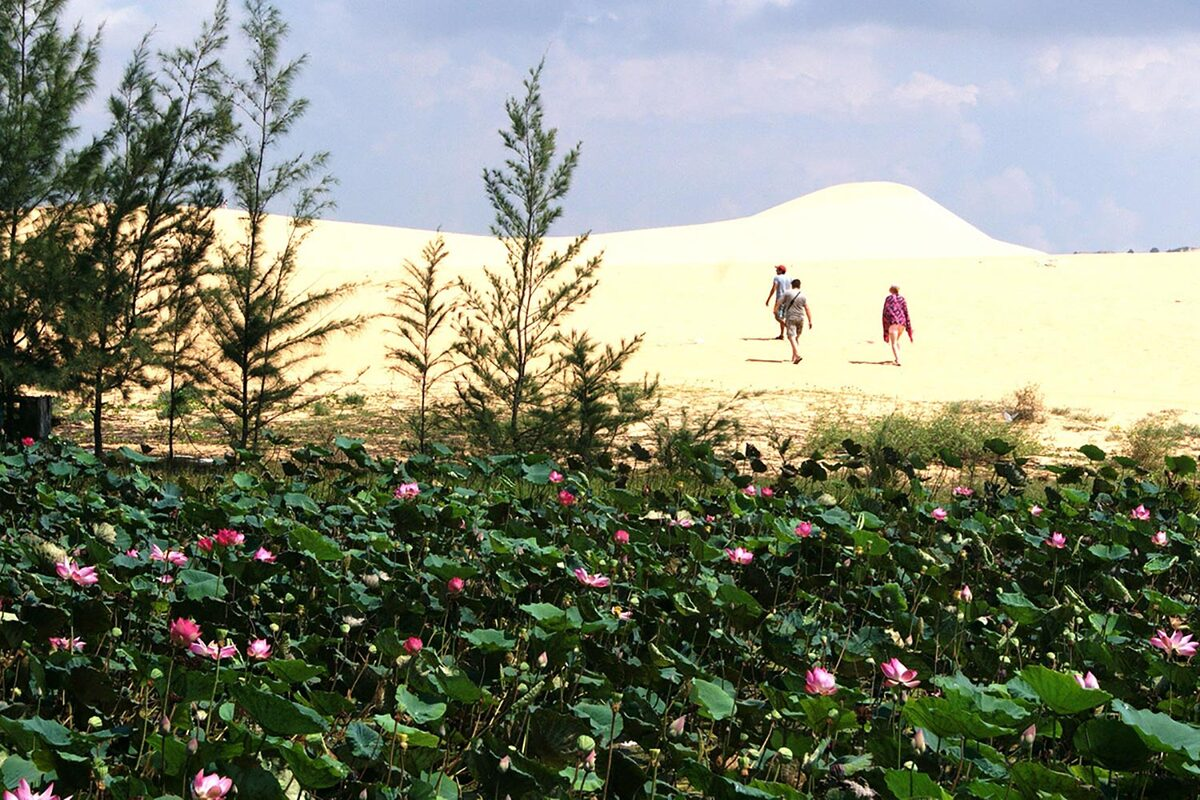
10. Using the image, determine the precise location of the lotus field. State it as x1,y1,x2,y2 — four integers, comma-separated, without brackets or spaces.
3,437,1200,799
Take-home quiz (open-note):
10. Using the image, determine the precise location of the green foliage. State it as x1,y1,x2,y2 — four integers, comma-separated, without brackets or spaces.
0,0,102,436
5,433,1198,796
199,0,359,453
803,404,1038,485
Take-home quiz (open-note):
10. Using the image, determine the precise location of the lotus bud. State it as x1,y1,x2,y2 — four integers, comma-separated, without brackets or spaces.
668,715,686,737
1021,724,1036,746
537,651,548,668
269,622,280,633
187,737,199,754
499,755,511,772
160,715,171,733
399,733,409,751
913,729,927,754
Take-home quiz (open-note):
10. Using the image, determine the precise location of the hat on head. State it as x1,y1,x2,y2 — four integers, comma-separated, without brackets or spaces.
775,264,786,273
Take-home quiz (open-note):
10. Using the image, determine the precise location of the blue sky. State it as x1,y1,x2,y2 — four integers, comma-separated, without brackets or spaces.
67,0,1200,252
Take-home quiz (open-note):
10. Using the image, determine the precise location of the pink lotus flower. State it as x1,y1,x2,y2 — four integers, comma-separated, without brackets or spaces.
573,567,611,588
1030,504,1042,517
613,529,630,545
158,574,174,584
760,486,774,498
795,521,813,538
55,559,98,587
1021,724,1037,745
20,436,35,447
1151,629,1199,658
742,485,758,497
1131,504,1151,521
150,544,189,567
196,536,214,553
125,548,140,558
191,769,233,799
498,755,511,772
804,666,838,696
668,715,687,737
956,584,973,603
931,507,947,522
1074,671,1100,690
952,486,974,498
725,547,753,565
672,518,694,528
705,515,716,523
214,528,244,547
394,482,421,499
246,638,272,660
549,470,564,484
1151,530,1168,547
189,639,237,660
169,617,202,647
557,489,576,506
536,651,548,668
49,636,84,652
447,576,465,594
253,546,276,563
1045,531,1067,549
3,778,68,800
611,605,633,621
881,657,920,688
584,749,597,770
403,636,423,654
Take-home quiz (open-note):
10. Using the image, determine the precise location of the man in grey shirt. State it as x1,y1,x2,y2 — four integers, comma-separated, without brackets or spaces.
763,264,791,339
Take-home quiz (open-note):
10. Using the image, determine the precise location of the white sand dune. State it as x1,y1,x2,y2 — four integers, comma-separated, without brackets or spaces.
208,181,1200,439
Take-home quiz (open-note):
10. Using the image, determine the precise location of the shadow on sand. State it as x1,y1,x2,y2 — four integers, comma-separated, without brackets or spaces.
849,359,898,366
741,336,782,342
746,358,788,364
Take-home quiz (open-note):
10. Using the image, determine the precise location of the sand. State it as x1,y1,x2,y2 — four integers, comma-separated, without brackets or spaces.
189,181,1200,454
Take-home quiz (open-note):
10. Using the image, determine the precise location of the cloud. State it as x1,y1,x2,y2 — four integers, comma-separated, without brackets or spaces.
892,72,979,108
1032,36,1200,138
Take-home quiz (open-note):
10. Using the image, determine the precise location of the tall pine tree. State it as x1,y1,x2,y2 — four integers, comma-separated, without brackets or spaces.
454,62,601,452
201,0,358,453
0,0,100,439
66,4,231,455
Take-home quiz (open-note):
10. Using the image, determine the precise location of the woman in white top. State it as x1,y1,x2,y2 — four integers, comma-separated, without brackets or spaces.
778,279,814,364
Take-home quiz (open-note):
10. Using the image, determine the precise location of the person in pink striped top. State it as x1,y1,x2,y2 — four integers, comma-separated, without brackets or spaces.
882,285,913,366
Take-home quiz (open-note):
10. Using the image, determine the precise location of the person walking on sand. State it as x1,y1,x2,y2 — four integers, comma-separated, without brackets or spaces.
764,264,791,339
882,284,913,366
779,278,813,364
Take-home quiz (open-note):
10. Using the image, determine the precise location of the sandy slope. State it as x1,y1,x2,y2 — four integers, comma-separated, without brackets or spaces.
208,182,1200,443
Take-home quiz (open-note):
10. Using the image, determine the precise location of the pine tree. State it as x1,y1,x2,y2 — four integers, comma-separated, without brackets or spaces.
0,0,101,439
454,62,601,453
389,235,459,453
66,4,231,456
200,0,359,453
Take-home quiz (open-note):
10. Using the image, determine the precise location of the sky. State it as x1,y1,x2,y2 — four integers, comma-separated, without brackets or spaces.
65,0,1200,253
